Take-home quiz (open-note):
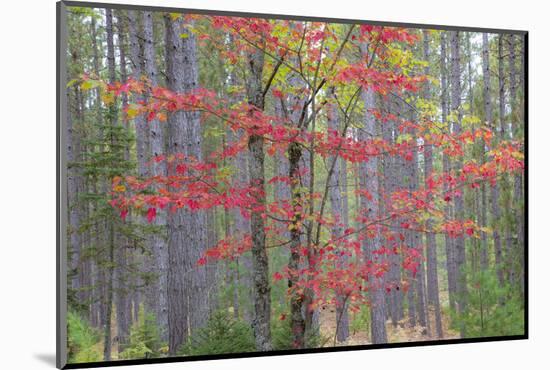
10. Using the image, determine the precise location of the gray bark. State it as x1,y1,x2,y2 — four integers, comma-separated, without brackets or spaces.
206,208,219,313
423,31,443,338
245,40,272,351
103,9,117,360
143,10,169,341
127,8,148,328
492,36,505,288
382,98,403,326
114,11,131,351
450,31,467,337
411,110,428,333
440,32,458,309
228,68,252,321
327,88,349,342
67,85,82,296
88,14,103,328
359,87,387,344
164,14,208,353
128,10,150,178
480,33,491,270
513,35,525,295
509,34,524,290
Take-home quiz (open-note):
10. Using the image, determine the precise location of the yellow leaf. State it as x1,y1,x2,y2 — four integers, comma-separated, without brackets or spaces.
114,185,126,193
102,92,115,105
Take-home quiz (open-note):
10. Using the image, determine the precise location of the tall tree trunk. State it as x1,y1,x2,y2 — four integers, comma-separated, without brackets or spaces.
103,9,118,360
450,30,467,338
128,10,149,179
88,14,103,328
288,139,306,348
408,104,428,333
423,31,443,339
127,9,147,325
327,87,349,342
480,33,491,270
114,11,131,352
143,10,169,341
227,67,250,321
67,85,82,298
514,35,525,296
164,14,208,354
509,34,523,290
492,35,505,288
383,97,403,326
440,32,458,311
245,41,272,351
359,87,387,344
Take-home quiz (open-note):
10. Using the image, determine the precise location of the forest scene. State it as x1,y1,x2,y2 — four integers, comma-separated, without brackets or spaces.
64,4,526,364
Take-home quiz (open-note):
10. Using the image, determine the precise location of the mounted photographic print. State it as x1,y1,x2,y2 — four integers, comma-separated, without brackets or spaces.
57,1,528,368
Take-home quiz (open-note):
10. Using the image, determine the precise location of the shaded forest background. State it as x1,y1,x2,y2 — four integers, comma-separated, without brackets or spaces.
64,5,525,364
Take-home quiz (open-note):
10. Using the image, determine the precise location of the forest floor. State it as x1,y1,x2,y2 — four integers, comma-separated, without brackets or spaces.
318,291,460,347
102,291,459,358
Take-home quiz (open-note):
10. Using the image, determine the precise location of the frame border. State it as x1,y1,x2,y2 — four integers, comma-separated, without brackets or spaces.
56,1,529,368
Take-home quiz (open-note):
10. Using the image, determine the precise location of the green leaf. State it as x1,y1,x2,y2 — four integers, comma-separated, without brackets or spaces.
81,79,101,91
66,78,79,88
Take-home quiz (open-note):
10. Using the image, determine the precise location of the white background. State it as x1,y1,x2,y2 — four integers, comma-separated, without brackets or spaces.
0,0,545,368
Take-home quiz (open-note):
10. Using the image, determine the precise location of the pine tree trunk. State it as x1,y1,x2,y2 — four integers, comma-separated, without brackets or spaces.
450,31,468,337
423,31,443,338
88,14,103,328
382,97,403,326
142,10,169,341
480,33,491,270
359,87,387,344
327,87,349,342
67,85,82,297
127,9,146,326
103,9,117,360
114,11,131,351
492,35,505,288
440,32,458,310
164,14,209,353
509,34,523,289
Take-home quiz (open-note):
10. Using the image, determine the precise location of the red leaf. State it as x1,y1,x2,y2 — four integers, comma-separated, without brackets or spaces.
146,207,157,223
